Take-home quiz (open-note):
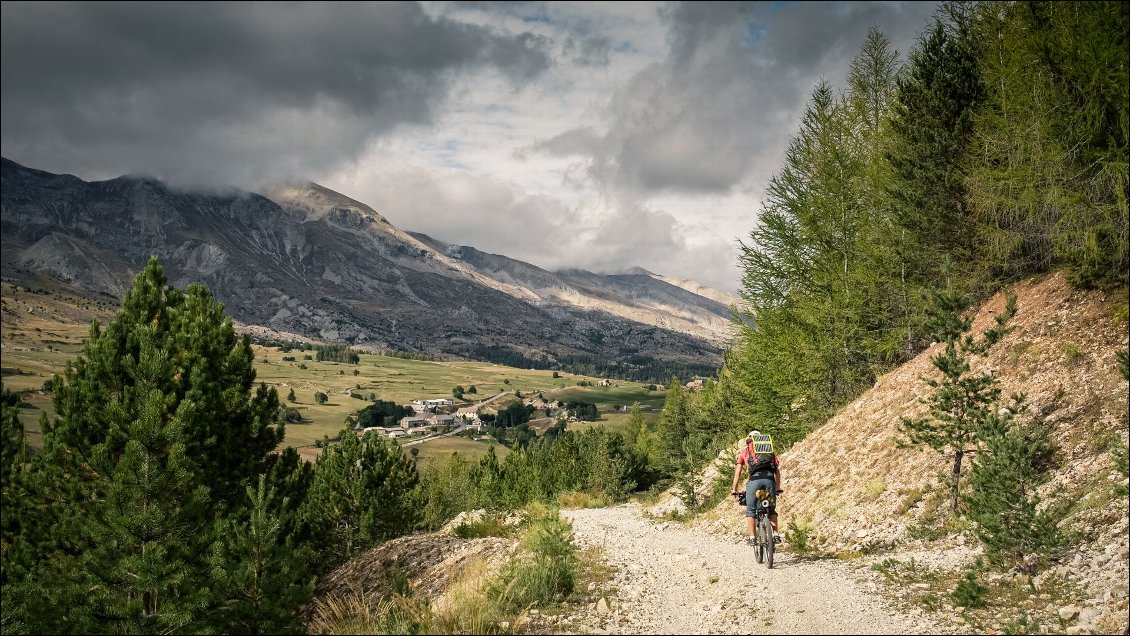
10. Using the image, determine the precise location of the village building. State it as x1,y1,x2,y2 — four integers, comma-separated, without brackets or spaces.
412,398,454,409
398,414,430,429
428,413,457,428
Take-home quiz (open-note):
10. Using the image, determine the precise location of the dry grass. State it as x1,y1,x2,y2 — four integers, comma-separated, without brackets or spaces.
557,491,611,509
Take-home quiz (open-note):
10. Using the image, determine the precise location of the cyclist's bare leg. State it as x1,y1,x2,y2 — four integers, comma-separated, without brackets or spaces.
770,513,778,532
747,515,757,537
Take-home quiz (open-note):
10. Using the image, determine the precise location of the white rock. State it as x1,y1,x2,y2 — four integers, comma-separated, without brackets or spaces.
1058,605,1079,621
597,598,611,616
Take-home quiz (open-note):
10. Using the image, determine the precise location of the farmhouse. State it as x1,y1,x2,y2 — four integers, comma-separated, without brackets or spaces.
399,415,430,428
363,425,408,438
428,413,457,427
412,398,454,409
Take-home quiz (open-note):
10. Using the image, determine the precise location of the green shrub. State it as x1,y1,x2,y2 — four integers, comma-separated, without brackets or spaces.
952,569,988,608
1113,441,1129,499
489,507,576,611
454,514,512,539
785,515,814,554
965,411,1063,572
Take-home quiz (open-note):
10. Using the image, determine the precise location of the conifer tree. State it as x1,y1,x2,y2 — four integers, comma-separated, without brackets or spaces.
655,378,690,473
885,9,984,288
899,287,1017,513
78,340,212,633
475,444,504,507
965,0,1128,288
3,259,289,632
623,402,646,451
964,404,1062,572
48,256,284,511
208,475,316,634
305,429,422,566
0,385,26,492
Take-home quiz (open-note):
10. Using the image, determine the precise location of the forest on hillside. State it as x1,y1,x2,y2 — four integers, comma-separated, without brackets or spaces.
715,1,1128,448
1,2,1126,633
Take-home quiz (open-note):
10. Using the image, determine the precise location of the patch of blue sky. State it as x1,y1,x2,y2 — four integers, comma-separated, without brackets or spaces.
742,22,768,48
511,4,553,26
418,139,469,171
614,41,637,54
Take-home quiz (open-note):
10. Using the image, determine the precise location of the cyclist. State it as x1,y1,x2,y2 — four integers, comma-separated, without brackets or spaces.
730,429,782,546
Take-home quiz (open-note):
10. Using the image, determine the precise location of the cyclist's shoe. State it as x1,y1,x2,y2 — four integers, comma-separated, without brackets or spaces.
746,537,757,546
773,534,782,545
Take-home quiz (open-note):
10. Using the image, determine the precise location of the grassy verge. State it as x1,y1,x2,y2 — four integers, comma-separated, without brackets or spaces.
307,502,586,635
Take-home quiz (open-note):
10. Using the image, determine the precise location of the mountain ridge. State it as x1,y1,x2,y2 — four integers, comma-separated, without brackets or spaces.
1,157,732,380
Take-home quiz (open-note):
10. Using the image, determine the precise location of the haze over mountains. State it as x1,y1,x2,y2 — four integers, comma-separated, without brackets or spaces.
0,158,736,379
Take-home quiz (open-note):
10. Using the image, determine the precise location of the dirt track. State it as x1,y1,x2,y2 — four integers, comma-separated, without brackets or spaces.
561,503,944,635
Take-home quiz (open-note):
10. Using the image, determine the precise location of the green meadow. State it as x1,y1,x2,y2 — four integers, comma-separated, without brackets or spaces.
2,283,665,463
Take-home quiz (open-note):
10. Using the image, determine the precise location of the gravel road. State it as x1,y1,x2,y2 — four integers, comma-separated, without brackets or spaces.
561,503,944,635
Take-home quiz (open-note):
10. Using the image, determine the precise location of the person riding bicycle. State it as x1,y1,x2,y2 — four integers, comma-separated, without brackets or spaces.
730,429,782,546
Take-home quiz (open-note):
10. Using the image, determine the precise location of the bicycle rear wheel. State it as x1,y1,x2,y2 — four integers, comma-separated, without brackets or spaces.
759,515,774,569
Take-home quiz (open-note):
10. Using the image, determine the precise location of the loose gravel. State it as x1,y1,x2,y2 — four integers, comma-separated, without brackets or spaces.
561,503,945,635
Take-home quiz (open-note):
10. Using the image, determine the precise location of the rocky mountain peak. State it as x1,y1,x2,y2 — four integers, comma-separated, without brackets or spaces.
2,158,734,379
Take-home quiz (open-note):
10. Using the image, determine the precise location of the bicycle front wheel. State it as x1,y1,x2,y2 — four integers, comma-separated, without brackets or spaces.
759,515,774,569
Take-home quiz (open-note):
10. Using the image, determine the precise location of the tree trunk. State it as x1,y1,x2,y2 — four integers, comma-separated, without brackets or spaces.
950,449,964,513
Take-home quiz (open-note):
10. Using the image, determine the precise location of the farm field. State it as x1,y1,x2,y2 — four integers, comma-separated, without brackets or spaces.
1,283,666,464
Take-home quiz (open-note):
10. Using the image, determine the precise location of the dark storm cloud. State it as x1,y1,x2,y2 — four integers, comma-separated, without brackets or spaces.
0,1,550,187
534,1,937,194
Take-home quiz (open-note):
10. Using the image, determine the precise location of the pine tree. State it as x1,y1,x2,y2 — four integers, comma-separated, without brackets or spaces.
0,384,26,493
899,287,1017,513
304,429,422,566
48,256,284,511
655,378,690,473
885,9,985,289
208,475,316,634
3,258,288,632
964,403,1062,572
79,351,213,633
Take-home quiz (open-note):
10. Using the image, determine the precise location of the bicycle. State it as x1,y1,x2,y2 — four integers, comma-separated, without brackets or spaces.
735,487,782,568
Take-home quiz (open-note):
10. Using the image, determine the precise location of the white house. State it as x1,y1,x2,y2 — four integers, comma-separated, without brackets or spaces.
412,398,454,409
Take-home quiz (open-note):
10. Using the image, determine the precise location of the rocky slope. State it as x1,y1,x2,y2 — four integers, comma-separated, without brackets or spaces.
1,158,731,376
407,232,737,348
687,271,1128,634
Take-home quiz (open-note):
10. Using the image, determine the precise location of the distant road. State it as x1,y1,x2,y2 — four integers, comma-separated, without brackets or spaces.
475,391,512,406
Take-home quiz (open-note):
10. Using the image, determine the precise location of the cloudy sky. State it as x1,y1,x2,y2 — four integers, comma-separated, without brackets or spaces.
1,1,939,292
